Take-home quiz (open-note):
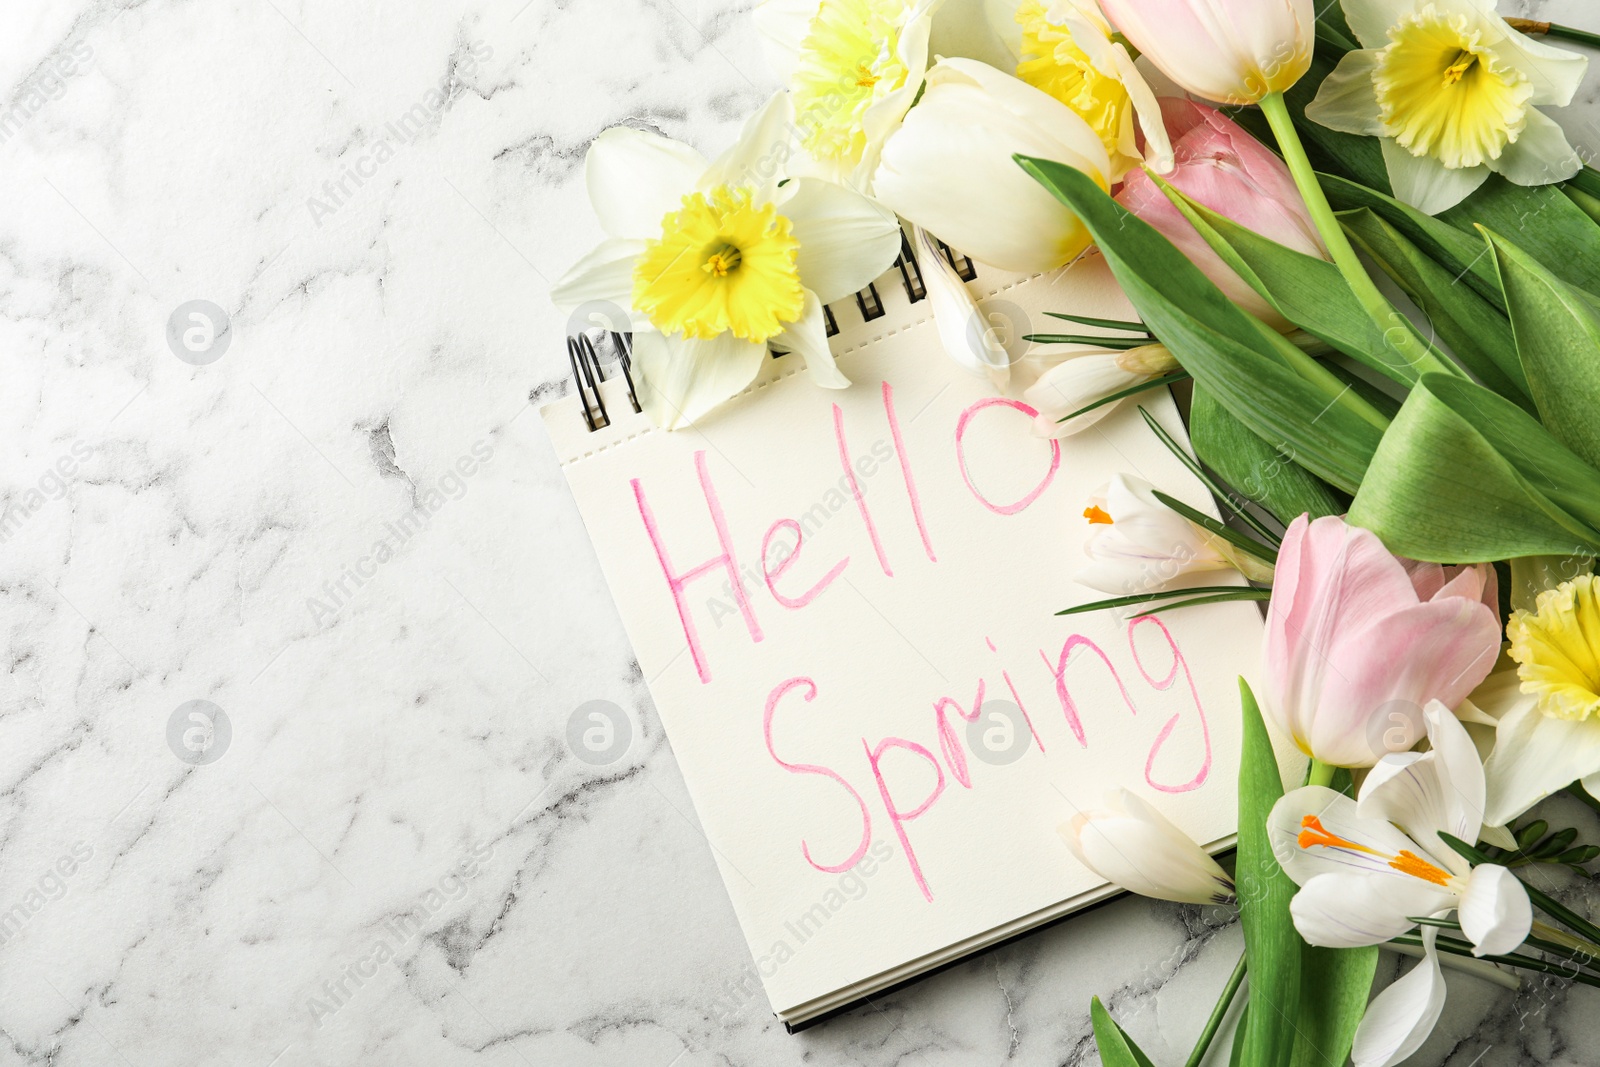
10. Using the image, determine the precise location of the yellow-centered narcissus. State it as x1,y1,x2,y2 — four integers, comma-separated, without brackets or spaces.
1306,0,1587,213
550,93,902,429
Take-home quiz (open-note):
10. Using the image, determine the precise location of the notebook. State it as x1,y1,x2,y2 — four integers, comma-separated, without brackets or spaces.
542,247,1267,1027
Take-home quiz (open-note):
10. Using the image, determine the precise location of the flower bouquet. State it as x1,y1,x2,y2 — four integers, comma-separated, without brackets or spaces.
551,0,1600,1061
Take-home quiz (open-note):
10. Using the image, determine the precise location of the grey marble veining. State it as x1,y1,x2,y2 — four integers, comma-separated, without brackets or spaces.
4,0,1600,1063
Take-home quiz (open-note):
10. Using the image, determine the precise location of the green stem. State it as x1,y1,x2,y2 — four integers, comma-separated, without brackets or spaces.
1307,759,1337,788
1390,933,1600,988
1542,22,1600,50
1257,92,1457,382
1185,951,1246,1067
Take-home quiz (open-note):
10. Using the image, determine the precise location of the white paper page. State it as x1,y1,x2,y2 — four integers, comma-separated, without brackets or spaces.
543,258,1265,1017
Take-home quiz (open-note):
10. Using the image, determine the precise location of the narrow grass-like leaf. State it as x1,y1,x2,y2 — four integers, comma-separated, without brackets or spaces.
1018,157,1386,493
1153,490,1278,564
1237,678,1302,1067
1025,333,1148,349
1043,311,1151,334
1484,227,1600,469
1138,405,1284,544
1144,590,1274,615
1189,386,1348,525
1056,585,1268,617
1060,371,1191,422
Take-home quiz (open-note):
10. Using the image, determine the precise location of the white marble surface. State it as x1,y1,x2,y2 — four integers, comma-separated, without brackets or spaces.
7,0,1600,1063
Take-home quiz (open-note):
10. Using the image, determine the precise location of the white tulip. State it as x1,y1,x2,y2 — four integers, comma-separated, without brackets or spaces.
873,58,1111,273
1060,788,1236,905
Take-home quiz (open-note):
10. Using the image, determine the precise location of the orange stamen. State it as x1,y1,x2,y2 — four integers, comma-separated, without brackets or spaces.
1390,850,1453,886
1084,505,1113,525
1297,814,1379,855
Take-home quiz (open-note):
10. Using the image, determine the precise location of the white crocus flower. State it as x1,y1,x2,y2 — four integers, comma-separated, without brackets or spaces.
1269,704,1532,1067
1024,344,1178,437
914,226,1012,387
1060,788,1236,904
1074,473,1274,597
1306,0,1587,214
550,93,902,429
753,0,944,190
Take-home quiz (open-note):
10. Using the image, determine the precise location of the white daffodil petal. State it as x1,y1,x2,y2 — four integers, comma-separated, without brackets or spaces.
1350,926,1447,1067
703,92,795,202
772,289,848,389
1359,703,1484,856
1491,24,1589,107
751,0,817,81
1109,45,1173,174
1482,688,1600,827
549,237,649,329
1459,863,1532,957
1380,137,1489,215
1304,50,1386,137
1338,0,1399,50
632,331,769,430
926,0,1018,71
586,128,706,241
1487,107,1582,187
782,179,902,304
916,227,1010,384
1269,787,1436,886
1290,871,1454,948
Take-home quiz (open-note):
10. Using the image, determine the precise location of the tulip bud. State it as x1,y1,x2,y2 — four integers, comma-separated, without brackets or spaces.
1060,788,1235,905
1263,515,1502,768
1099,0,1314,105
1115,98,1325,330
874,58,1111,273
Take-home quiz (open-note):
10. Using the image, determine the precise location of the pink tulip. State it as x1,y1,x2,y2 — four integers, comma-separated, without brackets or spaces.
1114,98,1325,330
1264,515,1502,768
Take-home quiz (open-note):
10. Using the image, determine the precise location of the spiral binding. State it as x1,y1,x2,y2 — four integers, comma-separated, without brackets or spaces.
563,233,977,431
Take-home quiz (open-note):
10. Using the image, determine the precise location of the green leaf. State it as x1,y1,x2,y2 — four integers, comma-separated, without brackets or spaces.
1189,387,1348,525
1152,490,1278,564
1229,1005,1250,1067
1563,186,1600,227
1144,590,1275,615
1440,176,1600,300
1056,585,1269,617
1090,997,1158,1067
1026,333,1149,349
1485,227,1600,469
1348,374,1600,561
1060,371,1192,422
1139,405,1283,545
1320,174,1505,311
1155,180,1439,386
1289,944,1378,1067
1340,208,1531,405
1043,311,1151,334
1236,678,1301,1067
1017,156,1386,494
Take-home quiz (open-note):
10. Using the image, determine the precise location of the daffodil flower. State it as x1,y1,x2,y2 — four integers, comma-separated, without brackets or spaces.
1472,574,1600,827
1306,0,1588,214
1073,473,1274,596
753,0,944,189
1060,788,1236,905
550,93,903,428
1270,703,1532,1067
